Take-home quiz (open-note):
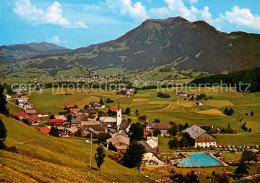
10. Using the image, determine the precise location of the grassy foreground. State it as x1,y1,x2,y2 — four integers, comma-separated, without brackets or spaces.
0,116,150,182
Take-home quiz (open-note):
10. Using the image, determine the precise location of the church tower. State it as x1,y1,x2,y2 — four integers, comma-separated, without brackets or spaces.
116,103,122,127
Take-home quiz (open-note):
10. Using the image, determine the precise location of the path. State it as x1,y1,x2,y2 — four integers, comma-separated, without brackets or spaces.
145,102,175,112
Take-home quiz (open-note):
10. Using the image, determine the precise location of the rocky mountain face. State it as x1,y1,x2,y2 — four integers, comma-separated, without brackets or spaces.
0,42,71,63
2,17,260,74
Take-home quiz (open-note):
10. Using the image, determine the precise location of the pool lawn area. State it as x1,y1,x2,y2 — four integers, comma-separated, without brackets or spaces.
178,152,221,167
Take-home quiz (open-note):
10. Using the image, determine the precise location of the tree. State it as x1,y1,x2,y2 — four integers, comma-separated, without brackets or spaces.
108,142,117,152
125,107,131,115
0,84,9,116
49,127,59,137
67,114,72,122
84,105,89,110
99,98,104,105
49,114,55,119
138,115,147,121
153,129,161,136
94,146,106,171
234,160,248,177
241,151,257,163
154,118,160,123
168,126,178,136
74,128,82,137
135,110,139,116
129,122,144,141
212,173,230,183
97,132,111,144
0,118,7,149
250,111,254,116
122,142,146,168
186,171,199,183
180,133,194,147
168,137,179,149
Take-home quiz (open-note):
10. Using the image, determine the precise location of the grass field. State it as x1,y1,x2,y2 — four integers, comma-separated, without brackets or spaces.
24,87,260,146
0,116,150,182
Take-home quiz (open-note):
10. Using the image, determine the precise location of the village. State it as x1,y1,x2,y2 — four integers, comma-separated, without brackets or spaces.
4,86,260,182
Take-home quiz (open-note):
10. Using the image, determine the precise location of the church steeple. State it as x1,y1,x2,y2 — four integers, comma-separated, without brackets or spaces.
116,102,122,127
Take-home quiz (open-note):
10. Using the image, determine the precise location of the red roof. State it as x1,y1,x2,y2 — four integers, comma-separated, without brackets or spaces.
39,127,50,134
29,116,40,121
110,108,117,112
48,119,64,123
13,112,29,119
70,108,80,112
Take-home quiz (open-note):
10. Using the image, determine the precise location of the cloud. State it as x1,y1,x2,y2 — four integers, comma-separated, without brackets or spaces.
148,0,213,24
47,35,66,44
217,6,260,30
106,0,148,21
13,0,88,28
189,0,198,4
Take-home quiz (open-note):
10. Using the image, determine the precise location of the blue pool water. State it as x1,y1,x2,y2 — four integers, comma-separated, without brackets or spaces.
178,153,221,167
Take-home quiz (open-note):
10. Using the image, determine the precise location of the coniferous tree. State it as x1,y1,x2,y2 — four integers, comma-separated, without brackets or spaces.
0,118,7,149
49,127,59,137
94,146,106,171
0,84,9,116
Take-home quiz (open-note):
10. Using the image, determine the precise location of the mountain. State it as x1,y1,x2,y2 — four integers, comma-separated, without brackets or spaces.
70,17,260,74
0,42,71,63
3,17,260,74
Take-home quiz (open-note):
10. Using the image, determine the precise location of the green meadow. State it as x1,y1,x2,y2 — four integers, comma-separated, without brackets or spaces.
24,86,260,145
0,116,150,182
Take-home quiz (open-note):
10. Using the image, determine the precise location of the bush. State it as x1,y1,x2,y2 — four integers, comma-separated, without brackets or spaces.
157,92,170,98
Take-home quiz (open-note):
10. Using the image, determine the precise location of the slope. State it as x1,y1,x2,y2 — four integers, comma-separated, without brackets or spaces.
0,116,150,182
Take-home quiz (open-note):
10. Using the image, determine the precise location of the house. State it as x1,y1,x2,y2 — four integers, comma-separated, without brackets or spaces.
110,107,117,112
37,112,49,118
23,102,34,110
86,108,98,115
28,115,40,125
70,108,80,113
138,141,156,153
13,112,29,120
5,94,11,99
61,127,79,137
83,125,104,135
106,133,130,153
177,91,187,97
71,115,82,127
146,137,158,149
39,126,50,134
118,119,131,132
100,116,117,127
196,101,203,106
182,125,217,148
89,101,105,109
48,119,65,126
54,115,67,121
25,109,37,116
152,123,172,136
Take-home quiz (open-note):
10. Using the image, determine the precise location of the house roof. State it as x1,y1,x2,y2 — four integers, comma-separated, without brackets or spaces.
71,116,81,124
106,134,130,146
152,123,172,130
29,116,40,121
183,125,206,140
138,141,155,153
119,119,130,130
39,127,50,134
48,119,64,123
66,127,79,133
100,116,117,123
110,107,117,112
86,108,98,114
13,112,29,118
25,109,36,114
84,125,104,132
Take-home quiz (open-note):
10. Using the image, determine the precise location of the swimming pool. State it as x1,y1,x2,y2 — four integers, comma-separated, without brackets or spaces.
178,152,221,167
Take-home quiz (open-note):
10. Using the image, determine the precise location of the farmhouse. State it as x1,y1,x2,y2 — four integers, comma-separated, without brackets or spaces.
152,123,172,136
89,101,105,109
25,109,37,116
38,126,50,134
13,112,29,120
28,116,40,125
177,91,187,97
106,133,130,153
61,127,79,137
183,125,217,148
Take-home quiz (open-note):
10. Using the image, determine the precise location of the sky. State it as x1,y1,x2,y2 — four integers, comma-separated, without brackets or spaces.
1,0,260,49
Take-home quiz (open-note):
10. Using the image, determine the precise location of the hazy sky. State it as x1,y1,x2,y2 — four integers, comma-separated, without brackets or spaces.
1,0,260,48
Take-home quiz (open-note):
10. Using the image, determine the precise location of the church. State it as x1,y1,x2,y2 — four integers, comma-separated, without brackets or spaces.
100,104,124,129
